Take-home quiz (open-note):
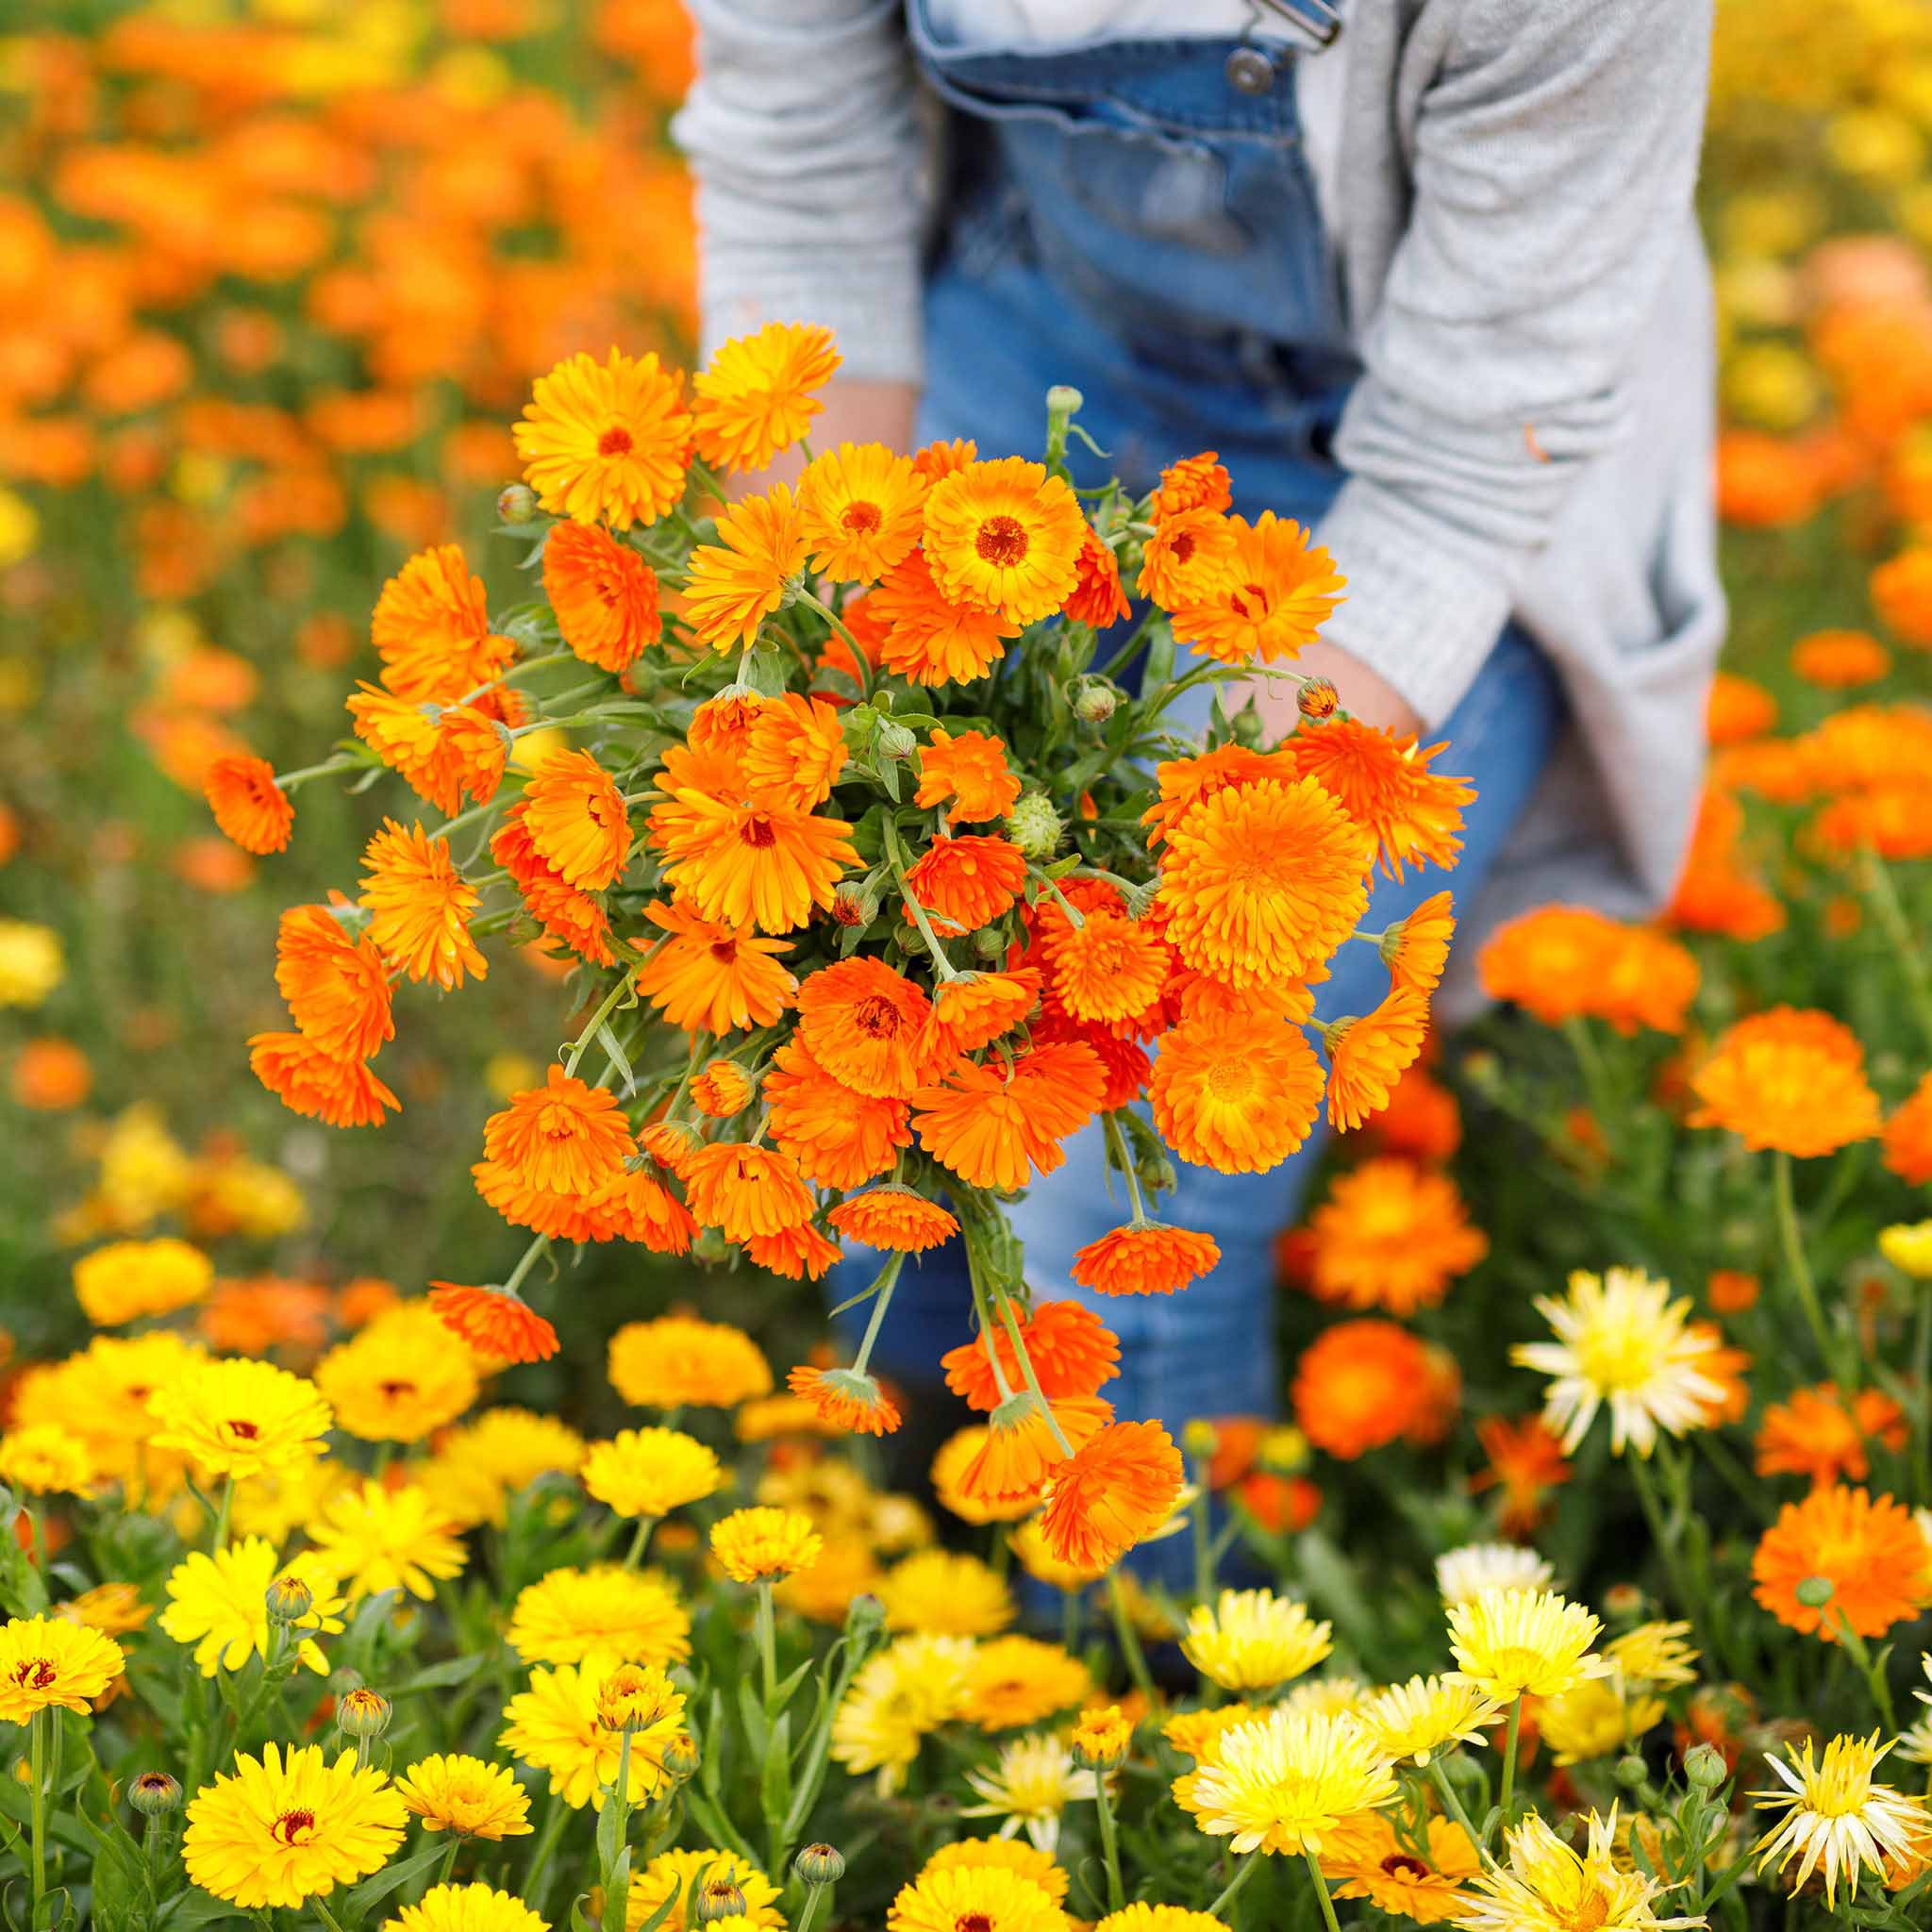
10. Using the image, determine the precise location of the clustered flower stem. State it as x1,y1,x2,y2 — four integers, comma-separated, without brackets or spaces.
1771,1149,1853,1386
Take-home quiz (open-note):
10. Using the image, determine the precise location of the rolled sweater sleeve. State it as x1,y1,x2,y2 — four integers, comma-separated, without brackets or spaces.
674,0,928,384
1316,0,1714,726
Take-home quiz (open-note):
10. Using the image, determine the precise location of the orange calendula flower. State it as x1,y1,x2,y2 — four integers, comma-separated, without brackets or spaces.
249,1033,400,1129
1476,907,1700,1036
346,688,508,819
1791,628,1890,690
492,807,616,967
1885,1074,1932,1185
1324,989,1430,1132
762,1039,910,1190
690,1060,753,1118
1152,451,1233,519
483,1064,635,1198
748,1222,843,1281
929,971,1041,1057
1707,671,1778,745
1288,722,1474,880
691,322,840,475
515,348,693,529
1065,529,1130,627
1305,1158,1488,1315
428,1284,559,1364
827,1186,958,1254
371,544,513,704
796,441,927,583
631,899,795,1033
275,905,394,1064
794,958,937,1099
912,1042,1107,1190
915,728,1022,824
543,521,662,675
871,549,1021,687
1292,1320,1441,1461
1812,785,1932,862
204,754,292,855
683,484,810,653
1044,908,1170,1024
1689,1007,1881,1158
1472,1413,1573,1536
681,1142,814,1241
962,1393,1114,1507
1071,1222,1221,1297
1170,511,1345,665
649,790,858,935
1756,1385,1907,1488
742,693,847,809
786,1364,902,1437
1040,1420,1183,1571
1158,776,1371,988
588,1167,700,1254
1148,1014,1324,1174
1382,892,1456,994
1137,508,1238,610
941,1300,1122,1411
523,749,632,892
903,835,1026,936
1752,1485,1932,1640
359,821,485,991
923,456,1087,624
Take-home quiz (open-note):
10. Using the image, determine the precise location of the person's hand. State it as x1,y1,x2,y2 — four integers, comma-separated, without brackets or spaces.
721,378,919,498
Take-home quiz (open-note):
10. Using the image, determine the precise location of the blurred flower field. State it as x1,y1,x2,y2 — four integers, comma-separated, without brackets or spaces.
1,2,1931,1929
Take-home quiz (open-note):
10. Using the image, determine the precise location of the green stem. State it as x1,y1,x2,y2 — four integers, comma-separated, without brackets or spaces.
1626,1450,1710,1660
1102,1111,1151,1225
1862,850,1932,1057
436,1834,461,1887
624,1517,654,1569
272,753,359,791
1106,1570,1158,1707
1833,1610,1897,1731
1912,1284,1932,1509
850,1253,906,1376
565,976,635,1077
1427,1757,1499,1864
1772,1150,1852,1385
29,1706,45,1919
1093,1774,1125,1914
522,1794,570,1917
210,1474,233,1553
1208,1851,1260,1921
1190,1457,1214,1608
994,1294,1074,1457
756,1582,778,1706
1303,1851,1343,1932
1496,1695,1523,1821
882,819,958,981
502,1234,551,1298
793,590,871,701
312,1901,349,1932
793,1883,831,1932
603,1720,635,1932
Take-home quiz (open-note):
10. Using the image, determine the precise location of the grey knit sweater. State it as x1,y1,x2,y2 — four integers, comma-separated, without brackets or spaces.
675,0,1724,940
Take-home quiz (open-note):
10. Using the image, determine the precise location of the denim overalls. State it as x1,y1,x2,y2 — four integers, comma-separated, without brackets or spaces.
831,7,1567,1548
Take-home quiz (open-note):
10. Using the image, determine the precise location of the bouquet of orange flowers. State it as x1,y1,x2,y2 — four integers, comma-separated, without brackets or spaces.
208,324,1473,1580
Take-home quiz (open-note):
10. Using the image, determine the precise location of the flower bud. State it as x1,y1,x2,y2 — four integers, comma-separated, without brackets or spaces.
1137,1148,1177,1195
692,1225,732,1266
1297,677,1339,721
1601,1582,1645,1623
129,1771,181,1816
833,883,879,927
597,1662,675,1731
1794,1574,1836,1609
1045,385,1085,420
660,1732,701,1783
1683,1742,1729,1790
875,720,917,762
337,1687,391,1739
794,1843,846,1887
264,1574,314,1624
844,1592,887,1644
972,925,1007,960
1614,1754,1651,1790
1005,792,1063,861
1181,1420,1220,1462
691,1060,753,1119
496,483,538,524
694,1877,746,1924
1069,678,1118,725
1070,1704,1133,1773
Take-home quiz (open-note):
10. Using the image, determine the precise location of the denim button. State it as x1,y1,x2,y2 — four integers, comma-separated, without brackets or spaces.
1224,46,1277,94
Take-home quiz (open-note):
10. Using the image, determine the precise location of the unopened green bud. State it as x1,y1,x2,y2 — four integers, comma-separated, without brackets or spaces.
875,721,916,762
973,925,1007,960
337,1687,391,1739
660,1733,701,1783
1683,1743,1728,1790
844,1592,887,1643
1070,678,1118,724
497,483,538,524
1615,1754,1650,1790
129,1771,181,1816
1006,792,1063,861
794,1843,846,1886
1794,1574,1836,1609
1138,1149,1178,1195
692,1225,731,1266
693,1877,745,1924
265,1574,313,1624
1045,385,1085,420
833,883,879,927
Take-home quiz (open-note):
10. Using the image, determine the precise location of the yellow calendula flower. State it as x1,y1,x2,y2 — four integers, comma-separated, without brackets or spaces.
1447,1587,1609,1703
582,1427,724,1521
888,1863,1065,1932
960,1732,1098,1854
1512,1267,1724,1457
1284,1676,1368,1720
391,1754,532,1840
0,1615,125,1721
57,1583,152,1638
710,1507,823,1584
1538,1679,1665,1768
608,1315,774,1409
877,1549,1014,1639
0,1424,98,1497
506,1565,690,1669
1094,1908,1230,1932
1072,1703,1135,1769
498,1660,685,1810
314,1304,480,1444
1179,1707,1395,1857
1879,1222,1932,1279
160,1540,343,1676
181,1743,407,1909
146,1357,333,1484
931,1426,1037,1525
1359,1674,1502,1768
514,346,693,528
1162,1703,1274,1763
963,1636,1093,1732
1753,1733,1929,1909
1181,1588,1333,1692
451,1407,586,1491
305,1481,467,1601
73,1238,214,1327
0,922,62,1008
1463,1810,1702,1932
1605,1620,1700,1690
384,1881,548,1932
831,1634,974,1792
626,1847,785,1932
919,1837,1070,1903
1434,1542,1553,1607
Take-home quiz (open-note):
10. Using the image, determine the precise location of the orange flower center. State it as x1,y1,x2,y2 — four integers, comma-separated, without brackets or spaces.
1230,582,1269,618
739,812,778,850
955,1916,993,1932
378,1380,417,1402
272,1808,318,1847
1206,1057,1254,1101
224,1418,261,1441
1381,1855,1430,1880
1171,531,1197,564
709,940,741,963
841,501,884,537
597,426,634,457
975,515,1028,567
1562,1892,1610,1932
852,994,906,1039
9,1658,56,1690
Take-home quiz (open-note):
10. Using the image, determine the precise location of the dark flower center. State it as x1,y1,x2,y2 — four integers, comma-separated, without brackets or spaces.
853,994,903,1039
955,1917,993,1932
974,515,1028,567
597,426,634,458
224,1418,261,1441
709,940,741,963
739,813,778,849
378,1380,416,1401
1382,1855,1430,1880
841,501,883,537
10,1659,56,1690
272,1809,317,1846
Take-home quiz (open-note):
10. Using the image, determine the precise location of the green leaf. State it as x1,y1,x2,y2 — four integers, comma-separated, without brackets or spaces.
384,1654,489,1698
341,1838,451,1920
736,1676,770,1765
